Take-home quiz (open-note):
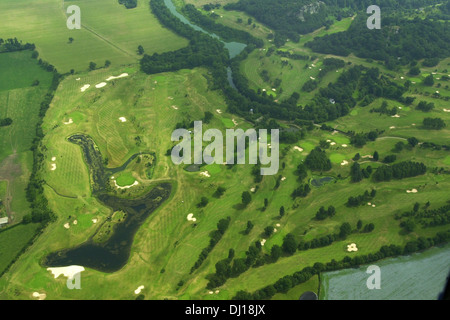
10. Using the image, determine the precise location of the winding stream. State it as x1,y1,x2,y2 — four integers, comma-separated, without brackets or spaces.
43,135,171,273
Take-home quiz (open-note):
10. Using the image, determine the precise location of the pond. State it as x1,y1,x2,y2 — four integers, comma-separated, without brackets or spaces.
42,135,171,273
310,176,336,187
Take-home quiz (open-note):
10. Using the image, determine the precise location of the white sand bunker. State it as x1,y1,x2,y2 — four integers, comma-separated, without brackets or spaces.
47,265,85,280
171,105,178,110
260,239,266,246
281,177,286,181
187,213,197,222
326,139,331,142
64,223,70,229
330,142,336,146
390,126,396,129
134,285,144,295
119,117,127,122
294,146,303,152
341,160,349,166
114,180,138,189
276,223,280,227
80,84,90,92
232,119,238,126
92,218,98,224
95,82,107,89
106,73,128,81
406,189,418,193
347,243,358,252
372,204,376,207
391,114,400,118
250,187,256,192
32,292,47,300
271,88,276,92
443,109,450,113
367,202,371,206
215,290,220,294
73,220,78,225
216,109,222,114
310,76,315,80
200,171,211,178
76,78,81,81
51,157,56,161
274,228,278,232
63,118,73,125
362,155,373,159
51,163,57,171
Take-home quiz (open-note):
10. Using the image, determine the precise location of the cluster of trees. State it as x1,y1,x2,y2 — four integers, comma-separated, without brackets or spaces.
118,0,137,9
202,3,221,11
291,183,311,199
305,147,331,171
0,118,13,127
182,4,263,46
306,16,450,69
416,101,435,112
398,203,450,232
0,38,35,53
350,162,373,182
317,58,346,79
314,206,336,220
373,161,426,182
232,229,450,300
275,51,309,61
190,217,231,273
350,130,380,148
347,189,377,207
423,118,446,130
370,101,397,116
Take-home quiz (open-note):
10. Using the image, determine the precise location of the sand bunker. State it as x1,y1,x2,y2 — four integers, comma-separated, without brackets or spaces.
347,243,358,252
92,218,98,224
372,204,376,207
391,114,400,118
340,160,349,166
362,155,373,159
95,82,107,89
32,292,47,300
64,223,70,229
330,142,336,146
209,291,214,294
406,189,418,193
47,265,85,280
294,146,304,152
274,228,278,233
187,213,197,222
367,202,372,206
200,171,211,178
63,118,73,125
51,157,56,161
134,285,144,295
119,117,127,122
342,144,348,147
260,239,266,246
326,139,331,142
281,177,286,181
232,119,238,126
215,290,220,294
114,180,138,189
73,220,78,225
390,126,396,129
171,105,178,110
76,78,81,81
51,164,56,171
250,187,256,192
106,73,129,81
310,76,316,80
400,76,404,80
168,96,174,100
271,88,276,92
80,84,90,92
443,109,450,113
216,109,222,114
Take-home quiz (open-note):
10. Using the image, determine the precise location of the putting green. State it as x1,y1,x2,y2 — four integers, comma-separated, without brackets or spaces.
204,163,222,175
350,109,358,116
221,118,235,128
115,172,136,186
300,142,315,152
330,153,347,164
68,111,85,123
331,136,350,144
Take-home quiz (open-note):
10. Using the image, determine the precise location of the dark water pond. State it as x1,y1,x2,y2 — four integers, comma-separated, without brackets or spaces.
310,176,336,187
42,135,171,273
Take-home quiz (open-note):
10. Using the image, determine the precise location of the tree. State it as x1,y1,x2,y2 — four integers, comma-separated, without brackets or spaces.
407,137,419,147
242,191,252,206
137,45,144,55
89,62,96,70
244,220,254,235
279,206,285,217
357,219,363,230
282,233,297,255
423,74,434,86
68,37,74,43
373,151,379,161
353,153,361,161
263,198,268,208
339,222,352,239
350,162,363,183
197,196,209,208
408,66,420,76
264,226,274,237
105,60,111,67
213,186,226,198
305,147,331,171
270,245,282,262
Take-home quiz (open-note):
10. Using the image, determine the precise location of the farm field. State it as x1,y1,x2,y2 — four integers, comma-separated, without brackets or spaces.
0,0,188,73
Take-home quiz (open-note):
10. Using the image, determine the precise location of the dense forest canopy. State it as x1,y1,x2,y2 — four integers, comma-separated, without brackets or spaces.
306,15,450,67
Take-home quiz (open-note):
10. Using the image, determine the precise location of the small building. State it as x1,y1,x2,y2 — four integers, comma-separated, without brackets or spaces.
0,217,8,228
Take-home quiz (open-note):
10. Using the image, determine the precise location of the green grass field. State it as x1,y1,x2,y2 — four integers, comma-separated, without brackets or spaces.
0,0,188,73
